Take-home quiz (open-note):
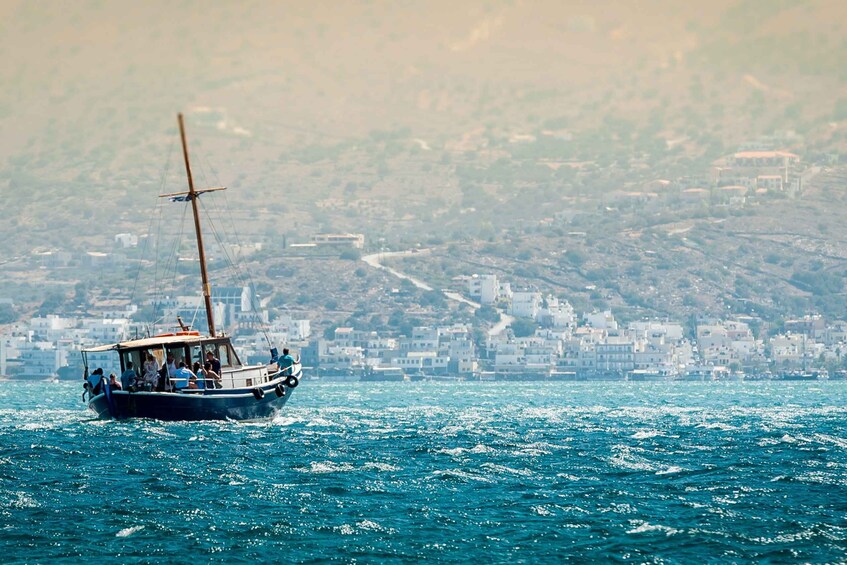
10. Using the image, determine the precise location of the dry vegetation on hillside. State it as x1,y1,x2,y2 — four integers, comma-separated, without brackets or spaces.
2,0,847,327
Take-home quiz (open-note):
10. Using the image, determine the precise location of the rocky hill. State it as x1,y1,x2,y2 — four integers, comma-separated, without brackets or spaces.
1,0,847,328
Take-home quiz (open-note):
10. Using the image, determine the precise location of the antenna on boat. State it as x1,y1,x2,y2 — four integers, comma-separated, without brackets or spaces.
159,113,227,337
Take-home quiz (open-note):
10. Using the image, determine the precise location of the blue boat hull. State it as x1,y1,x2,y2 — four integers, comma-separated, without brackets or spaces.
88,381,294,421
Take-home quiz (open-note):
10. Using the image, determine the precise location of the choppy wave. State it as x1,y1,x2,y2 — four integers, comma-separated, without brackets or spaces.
2,380,847,562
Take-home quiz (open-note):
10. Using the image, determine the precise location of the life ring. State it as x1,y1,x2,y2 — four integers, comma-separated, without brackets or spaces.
285,375,299,388
252,387,265,400
274,384,285,397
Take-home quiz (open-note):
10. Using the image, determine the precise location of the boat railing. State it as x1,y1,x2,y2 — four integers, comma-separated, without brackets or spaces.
217,361,302,390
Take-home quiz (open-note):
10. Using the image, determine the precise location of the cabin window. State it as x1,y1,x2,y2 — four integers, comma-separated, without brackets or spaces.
190,345,203,367
219,345,231,367
151,348,165,368
166,346,188,367
121,351,144,373
203,343,218,362
200,341,238,367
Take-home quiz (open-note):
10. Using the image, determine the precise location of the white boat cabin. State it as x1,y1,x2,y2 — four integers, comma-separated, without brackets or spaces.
83,333,278,390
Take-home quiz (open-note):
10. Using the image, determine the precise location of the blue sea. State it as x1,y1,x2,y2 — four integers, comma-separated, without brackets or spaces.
2,380,847,563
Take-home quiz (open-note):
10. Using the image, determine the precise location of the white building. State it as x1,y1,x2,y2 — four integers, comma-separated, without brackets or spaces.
628,320,684,343
80,318,131,345
400,327,439,352
594,338,636,372
30,316,77,341
272,315,311,342
537,296,575,328
311,233,365,249
511,291,542,319
468,274,502,305
448,339,477,374
697,320,757,365
114,233,139,248
583,311,619,331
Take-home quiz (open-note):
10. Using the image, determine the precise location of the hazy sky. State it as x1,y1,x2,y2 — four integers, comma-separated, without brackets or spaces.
2,0,845,197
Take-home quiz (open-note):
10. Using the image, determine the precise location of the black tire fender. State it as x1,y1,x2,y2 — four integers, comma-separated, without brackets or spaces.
285,375,299,388
252,387,265,400
274,384,285,397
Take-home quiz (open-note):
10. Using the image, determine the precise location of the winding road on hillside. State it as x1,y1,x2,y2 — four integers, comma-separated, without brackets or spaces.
361,250,513,336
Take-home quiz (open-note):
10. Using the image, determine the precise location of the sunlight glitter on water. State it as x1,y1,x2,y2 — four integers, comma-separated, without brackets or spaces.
2,380,847,562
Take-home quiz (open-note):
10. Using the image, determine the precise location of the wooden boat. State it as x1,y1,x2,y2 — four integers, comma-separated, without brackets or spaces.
82,114,301,421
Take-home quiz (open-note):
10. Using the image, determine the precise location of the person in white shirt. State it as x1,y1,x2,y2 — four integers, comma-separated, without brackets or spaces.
166,353,177,378
142,352,160,390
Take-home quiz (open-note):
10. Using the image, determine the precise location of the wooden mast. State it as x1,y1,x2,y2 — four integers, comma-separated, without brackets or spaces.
177,113,217,337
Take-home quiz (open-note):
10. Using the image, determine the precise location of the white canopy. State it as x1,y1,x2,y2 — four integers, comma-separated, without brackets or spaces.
82,334,214,353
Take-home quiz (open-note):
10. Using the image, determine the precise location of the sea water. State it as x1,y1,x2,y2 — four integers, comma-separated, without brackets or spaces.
2,380,847,563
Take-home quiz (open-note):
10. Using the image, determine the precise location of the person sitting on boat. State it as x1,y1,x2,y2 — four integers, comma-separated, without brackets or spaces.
278,348,295,376
142,353,160,391
205,351,221,376
166,353,178,377
203,361,222,389
192,361,206,390
109,373,122,391
171,361,196,390
86,368,105,395
120,362,137,390
154,353,179,392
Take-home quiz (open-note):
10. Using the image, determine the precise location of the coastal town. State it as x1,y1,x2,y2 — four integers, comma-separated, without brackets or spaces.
3,267,845,381
2,141,847,383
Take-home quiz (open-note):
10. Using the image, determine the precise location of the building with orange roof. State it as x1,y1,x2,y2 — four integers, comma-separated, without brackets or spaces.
711,149,799,189
681,188,709,202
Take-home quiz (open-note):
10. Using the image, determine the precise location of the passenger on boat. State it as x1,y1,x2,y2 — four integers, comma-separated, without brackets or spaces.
171,362,196,390
156,367,168,391
278,348,295,376
205,351,221,376
204,361,222,389
109,373,122,391
120,362,137,390
166,353,178,377
142,353,160,391
191,362,206,390
153,353,179,392
86,368,105,395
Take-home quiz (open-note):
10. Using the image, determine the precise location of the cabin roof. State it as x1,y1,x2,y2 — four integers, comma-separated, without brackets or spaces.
83,334,224,352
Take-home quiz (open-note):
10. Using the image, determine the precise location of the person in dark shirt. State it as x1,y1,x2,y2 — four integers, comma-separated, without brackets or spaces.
205,351,221,376
120,362,137,390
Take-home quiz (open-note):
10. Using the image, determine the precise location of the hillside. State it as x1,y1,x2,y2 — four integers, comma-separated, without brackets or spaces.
2,0,847,328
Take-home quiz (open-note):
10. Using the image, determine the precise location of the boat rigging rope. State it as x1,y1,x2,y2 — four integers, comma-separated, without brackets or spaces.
200,196,273,348
131,136,175,315
163,204,190,312
188,293,202,331
150,186,190,332
192,154,272,347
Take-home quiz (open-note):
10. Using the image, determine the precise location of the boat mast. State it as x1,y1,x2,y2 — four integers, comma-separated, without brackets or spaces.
177,113,217,337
